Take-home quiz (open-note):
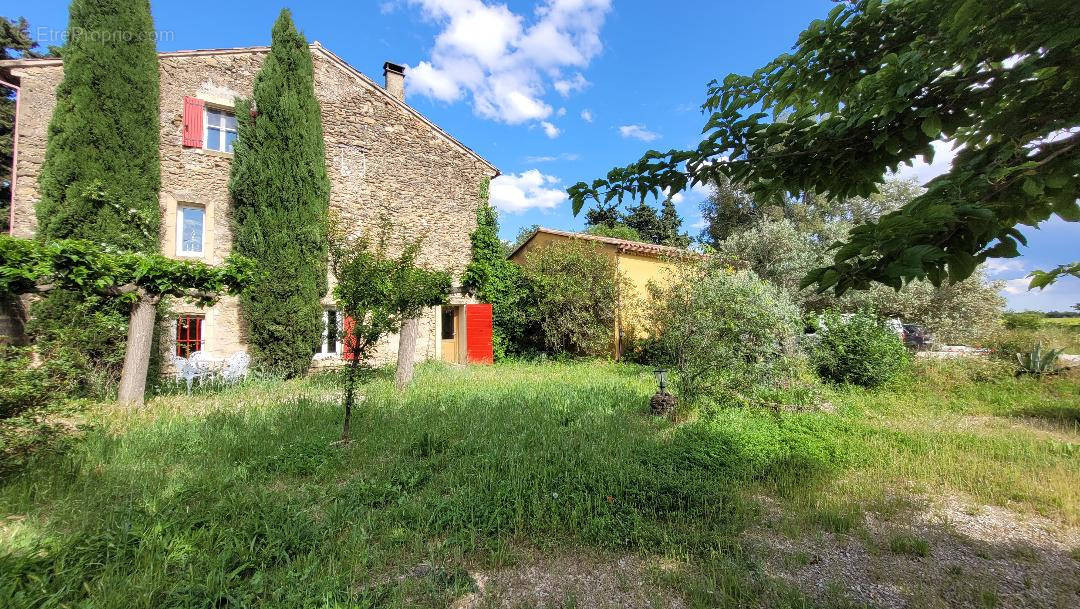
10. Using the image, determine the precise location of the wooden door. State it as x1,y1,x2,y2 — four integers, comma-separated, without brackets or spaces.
440,306,459,363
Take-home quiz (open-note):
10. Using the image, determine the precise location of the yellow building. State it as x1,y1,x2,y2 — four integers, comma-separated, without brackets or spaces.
508,228,699,358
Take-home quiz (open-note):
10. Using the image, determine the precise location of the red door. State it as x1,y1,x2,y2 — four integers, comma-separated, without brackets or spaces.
465,304,494,364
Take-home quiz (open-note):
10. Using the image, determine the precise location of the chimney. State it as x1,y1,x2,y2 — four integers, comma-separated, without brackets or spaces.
383,61,405,101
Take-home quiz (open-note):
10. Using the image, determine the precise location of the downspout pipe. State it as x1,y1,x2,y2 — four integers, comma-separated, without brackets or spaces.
0,77,18,235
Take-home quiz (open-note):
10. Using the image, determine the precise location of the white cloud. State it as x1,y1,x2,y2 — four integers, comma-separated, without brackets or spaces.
540,121,560,138
405,0,611,125
407,60,463,101
1002,277,1036,295
553,73,589,97
580,109,593,123
984,258,1025,277
379,1,397,14
670,192,685,204
524,152,580,163
892,139,960,185
556,107,566,117
489,169,567,213
619,124,660,142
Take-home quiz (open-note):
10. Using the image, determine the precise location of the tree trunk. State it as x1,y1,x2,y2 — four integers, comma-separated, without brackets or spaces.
341,356,360,442
117,294,158,409
394,316,421,390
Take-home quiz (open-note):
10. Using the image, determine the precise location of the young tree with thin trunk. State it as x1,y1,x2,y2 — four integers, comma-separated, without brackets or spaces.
329,220,449,441
229,9,330,378
0,237,255,408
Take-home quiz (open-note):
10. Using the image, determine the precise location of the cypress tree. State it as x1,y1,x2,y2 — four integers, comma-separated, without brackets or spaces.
37,0,160,248
229,9,330,377
658,197,691,247
29,0,161,398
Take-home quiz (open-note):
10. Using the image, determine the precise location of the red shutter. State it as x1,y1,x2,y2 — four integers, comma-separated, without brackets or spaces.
182,96,205,147
342,315,357,360
465,304,494,365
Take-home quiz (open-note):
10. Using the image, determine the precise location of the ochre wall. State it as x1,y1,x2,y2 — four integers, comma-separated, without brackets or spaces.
510,233,684,357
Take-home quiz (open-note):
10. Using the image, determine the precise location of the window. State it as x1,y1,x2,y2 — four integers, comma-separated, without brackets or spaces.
317,309,343,355
205,107,237,153
176,205,205,256
176,315,204,357
441,307,456,339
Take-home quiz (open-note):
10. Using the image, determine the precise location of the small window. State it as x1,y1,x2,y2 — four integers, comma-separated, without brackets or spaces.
317,309,343,355
205,107,237,153
176,315,204,357
441,307,456,339
177,205,205,256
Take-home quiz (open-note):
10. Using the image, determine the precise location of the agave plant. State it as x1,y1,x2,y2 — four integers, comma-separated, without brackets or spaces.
1016,343,1063,376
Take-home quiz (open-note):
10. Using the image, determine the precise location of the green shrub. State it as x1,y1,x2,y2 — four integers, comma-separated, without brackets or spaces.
981,325,1080,361
1003,312,1044,330
0,344,81,419
518,240,623,356
811,311,909,388
644,261,802,405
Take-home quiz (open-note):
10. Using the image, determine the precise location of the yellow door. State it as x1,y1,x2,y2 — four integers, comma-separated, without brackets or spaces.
440,306,459,363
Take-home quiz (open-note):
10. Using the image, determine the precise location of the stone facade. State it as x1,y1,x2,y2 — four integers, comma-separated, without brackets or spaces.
2,45,498,367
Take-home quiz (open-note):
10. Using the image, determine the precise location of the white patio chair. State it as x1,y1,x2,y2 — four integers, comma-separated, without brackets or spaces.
220,351,251,383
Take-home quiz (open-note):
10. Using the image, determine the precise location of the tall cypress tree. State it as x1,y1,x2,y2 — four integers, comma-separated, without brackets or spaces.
229,9,329,377
29,0,161,397
37,0,160,248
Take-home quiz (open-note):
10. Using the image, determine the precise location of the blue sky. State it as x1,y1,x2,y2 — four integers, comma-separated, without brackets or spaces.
7,0,1078,311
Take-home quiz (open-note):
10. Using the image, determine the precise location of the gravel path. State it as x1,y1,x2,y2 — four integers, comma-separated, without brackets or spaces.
746,493,1080,608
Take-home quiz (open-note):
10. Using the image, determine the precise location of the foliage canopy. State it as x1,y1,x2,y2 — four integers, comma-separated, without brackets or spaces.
0,236,255,305
570,0,1080,294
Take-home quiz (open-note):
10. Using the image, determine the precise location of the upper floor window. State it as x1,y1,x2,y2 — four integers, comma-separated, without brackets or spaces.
177,205,205,257
205,108,237,153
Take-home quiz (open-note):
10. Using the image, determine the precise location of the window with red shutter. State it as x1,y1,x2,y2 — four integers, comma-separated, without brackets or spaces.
176,315,204,357
182,97,205,148
465,304,494,364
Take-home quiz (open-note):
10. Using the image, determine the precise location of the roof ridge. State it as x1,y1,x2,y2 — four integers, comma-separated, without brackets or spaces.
509,227,701,260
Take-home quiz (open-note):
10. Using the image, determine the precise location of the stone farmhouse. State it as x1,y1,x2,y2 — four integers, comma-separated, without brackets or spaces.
1,43,499,367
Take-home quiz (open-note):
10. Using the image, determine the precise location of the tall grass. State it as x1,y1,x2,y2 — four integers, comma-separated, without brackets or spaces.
0,359,1076,608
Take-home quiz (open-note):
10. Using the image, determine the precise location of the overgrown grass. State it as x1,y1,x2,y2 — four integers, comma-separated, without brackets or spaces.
0,358,1076,608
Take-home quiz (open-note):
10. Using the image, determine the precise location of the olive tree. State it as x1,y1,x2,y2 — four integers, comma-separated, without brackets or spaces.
644,260,801,406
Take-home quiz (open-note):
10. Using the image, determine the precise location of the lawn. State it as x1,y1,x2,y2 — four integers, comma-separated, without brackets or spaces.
1,360,1078,608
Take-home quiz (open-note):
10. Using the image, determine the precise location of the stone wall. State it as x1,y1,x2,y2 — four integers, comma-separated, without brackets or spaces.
5,46,497,367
